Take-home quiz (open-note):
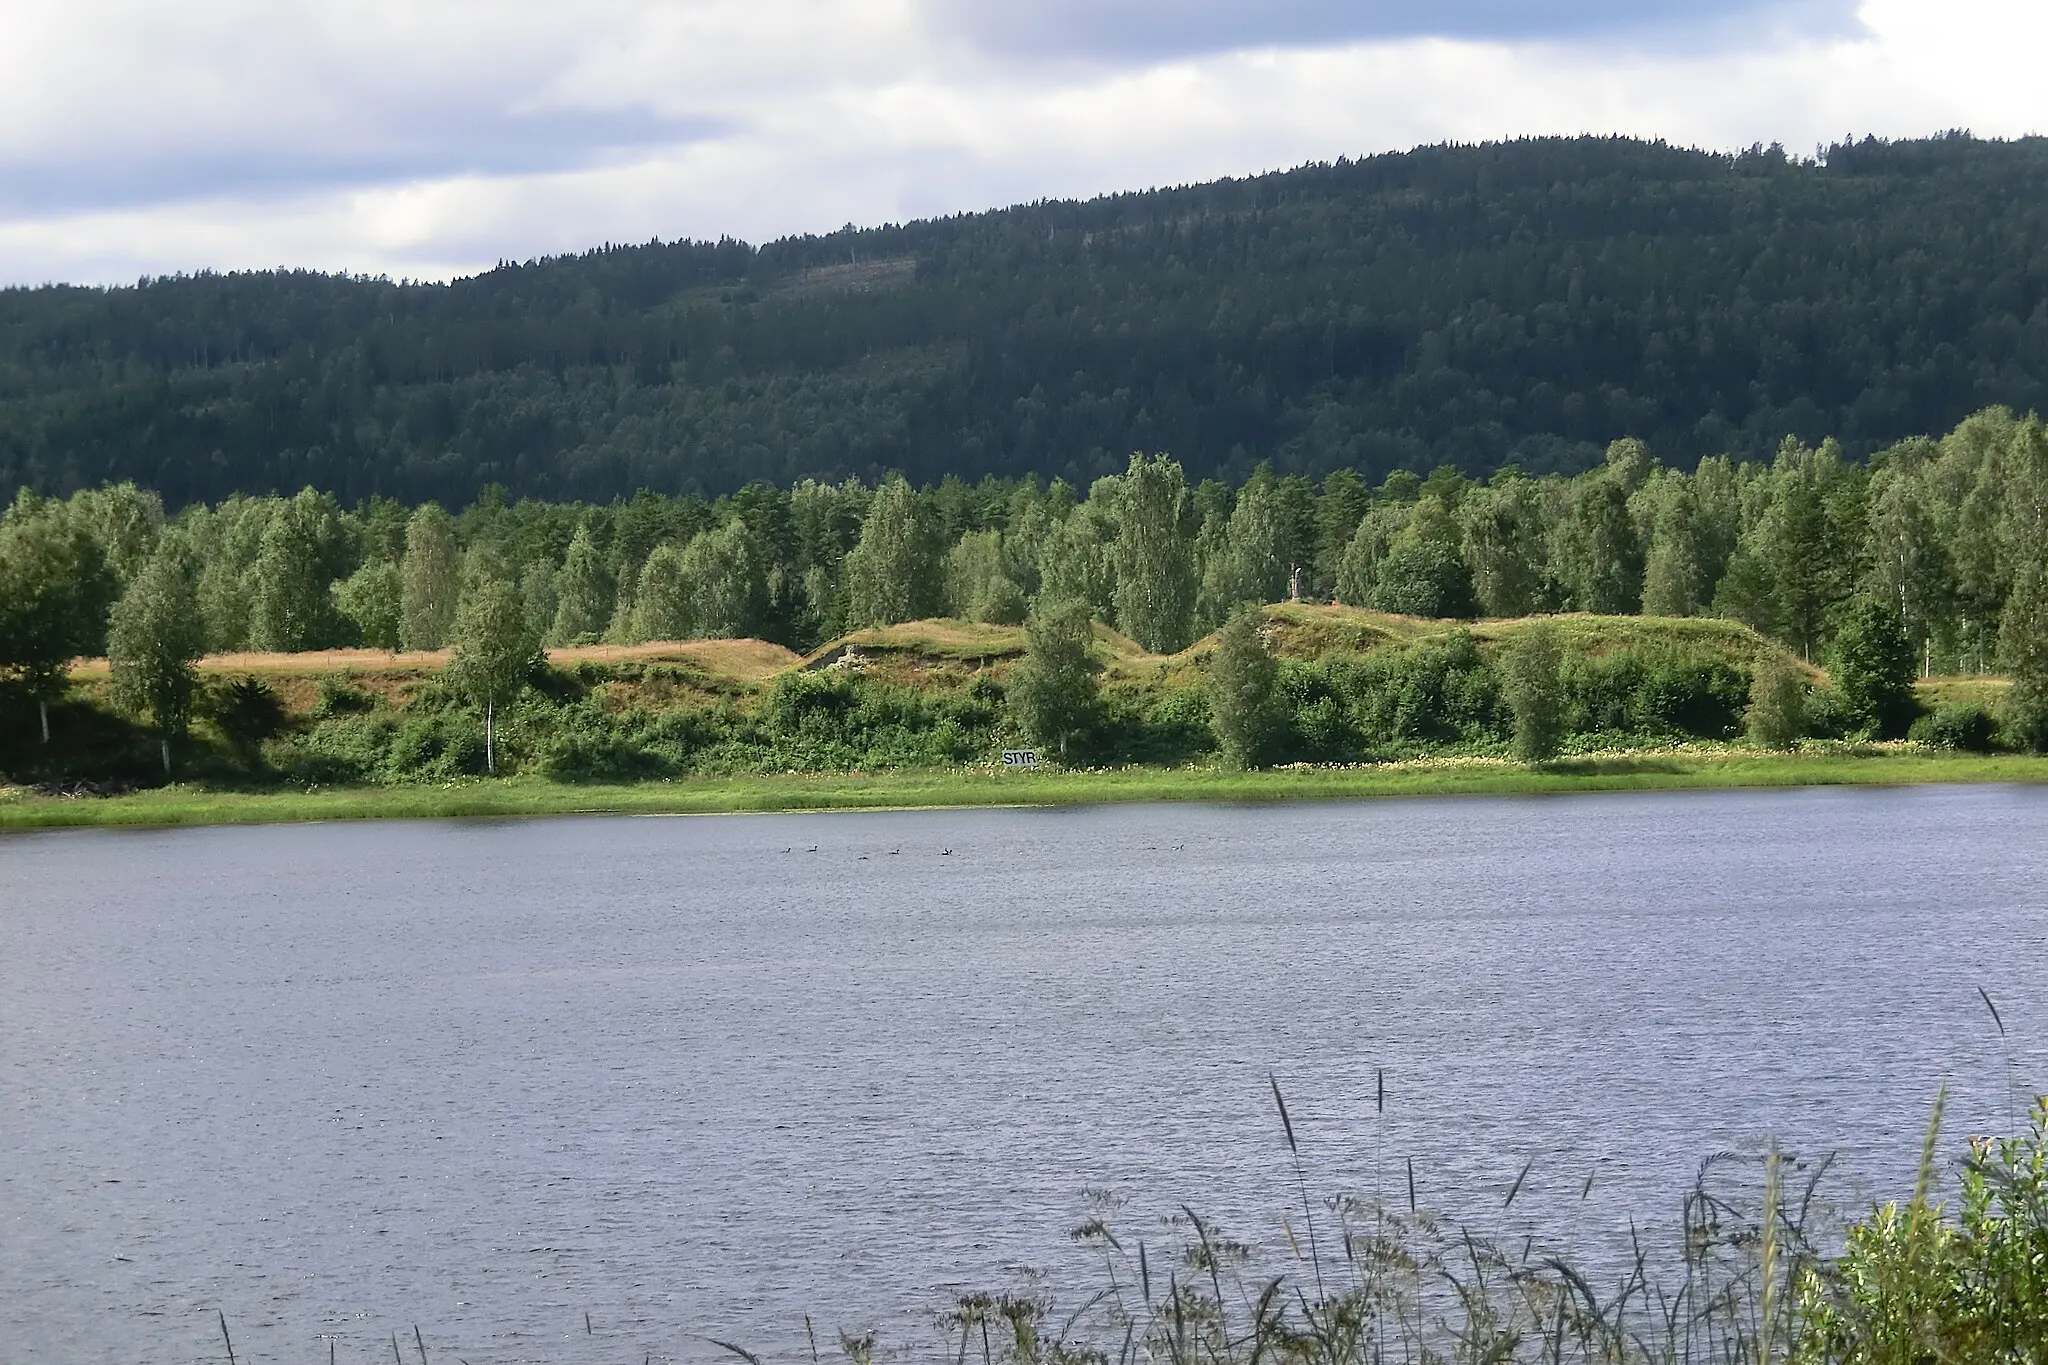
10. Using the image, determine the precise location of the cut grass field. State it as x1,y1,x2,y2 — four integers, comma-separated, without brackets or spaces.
4,747,2046,831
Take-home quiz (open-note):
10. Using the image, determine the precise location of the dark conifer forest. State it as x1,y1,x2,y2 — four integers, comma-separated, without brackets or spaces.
6,132,2048,506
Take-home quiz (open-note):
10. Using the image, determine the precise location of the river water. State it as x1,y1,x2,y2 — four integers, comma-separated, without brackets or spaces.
3,786,2046,1363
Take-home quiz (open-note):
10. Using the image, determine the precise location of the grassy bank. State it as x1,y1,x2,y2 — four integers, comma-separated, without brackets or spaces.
5,747,2047,831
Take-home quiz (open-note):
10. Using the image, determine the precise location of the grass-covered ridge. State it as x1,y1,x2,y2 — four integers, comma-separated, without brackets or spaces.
1,601,2041,828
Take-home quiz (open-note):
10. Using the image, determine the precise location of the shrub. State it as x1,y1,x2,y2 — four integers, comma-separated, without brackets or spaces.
314,674,376,717
1830,597,1921,738
1909,704,1998,752
1746,656,1808,749
2000,677,2048,754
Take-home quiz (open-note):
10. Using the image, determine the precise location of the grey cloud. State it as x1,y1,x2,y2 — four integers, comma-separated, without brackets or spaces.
932,0,1863,62
0,105,726,219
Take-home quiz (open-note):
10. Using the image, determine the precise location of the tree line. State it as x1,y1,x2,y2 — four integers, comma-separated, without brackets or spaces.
6,405,2048,770
4,134,2047,506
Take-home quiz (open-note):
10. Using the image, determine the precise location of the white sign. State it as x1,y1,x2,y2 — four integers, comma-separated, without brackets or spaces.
1001,749,1040,769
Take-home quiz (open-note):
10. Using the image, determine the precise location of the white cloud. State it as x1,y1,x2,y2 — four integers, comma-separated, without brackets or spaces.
0,0,2039,287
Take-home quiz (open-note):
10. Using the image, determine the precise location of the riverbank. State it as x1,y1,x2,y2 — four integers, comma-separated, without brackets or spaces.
4,746,2046,830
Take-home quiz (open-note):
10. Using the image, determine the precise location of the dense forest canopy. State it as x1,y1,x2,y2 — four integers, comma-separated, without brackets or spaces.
4,133,2047,506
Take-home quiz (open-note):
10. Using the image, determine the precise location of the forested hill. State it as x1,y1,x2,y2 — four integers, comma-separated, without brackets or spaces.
6,133,2048,507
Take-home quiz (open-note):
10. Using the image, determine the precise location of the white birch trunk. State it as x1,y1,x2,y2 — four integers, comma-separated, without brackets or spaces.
486,697,496,774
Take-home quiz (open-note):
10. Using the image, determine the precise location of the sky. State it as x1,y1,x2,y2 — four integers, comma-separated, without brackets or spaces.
0,0,2041,288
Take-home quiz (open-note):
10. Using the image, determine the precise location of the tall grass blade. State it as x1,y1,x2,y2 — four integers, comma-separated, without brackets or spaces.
709,1338,766,1365
1269,1073,1298,1156
1504,1158,1534,1209
1976,985,2006,1038
218,1311,236,1365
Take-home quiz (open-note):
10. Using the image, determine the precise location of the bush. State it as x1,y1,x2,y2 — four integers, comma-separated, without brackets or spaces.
1909,704,1998,752
1746,657,1808,749
2001,677,2048,754
314,674,376,717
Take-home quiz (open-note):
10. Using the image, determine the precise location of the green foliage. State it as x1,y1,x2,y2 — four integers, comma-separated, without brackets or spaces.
1368,535,1476,619
1110,453,1197,652
445,580,542,709
549,523,611,644
11,137,2048,508
107,541,207,767
208,677,289,765
0,498,116,733
1551,471,1643,614
1206,605,1279,768
314,675,376,717
1831,597,1921,739
1560,644,1749,742
1747,656,1809,750
1909,703,1998,752
1993,546,2048,751
333,560,403,649
1799,1099,2048,1363
1005,599,1100,760
843,478,938,627
1500,624,1565,761
248,489,349,651
400,504,461,650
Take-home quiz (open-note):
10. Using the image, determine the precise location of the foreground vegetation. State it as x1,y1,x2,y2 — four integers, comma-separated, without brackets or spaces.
887,1089,2048,1365
6,748,2047,830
